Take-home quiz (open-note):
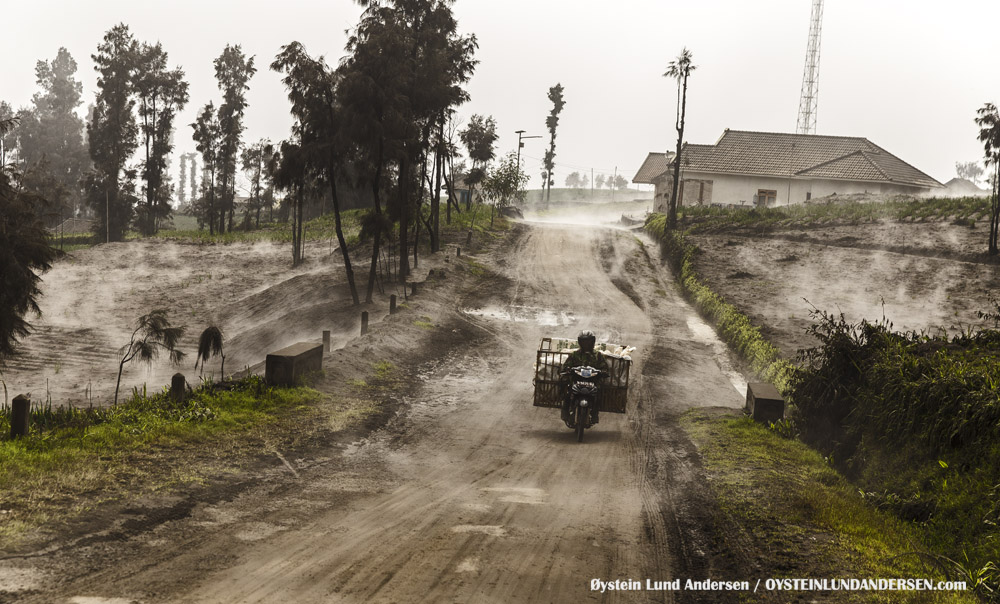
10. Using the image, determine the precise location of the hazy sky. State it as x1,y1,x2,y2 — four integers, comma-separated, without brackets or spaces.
3,0,998,192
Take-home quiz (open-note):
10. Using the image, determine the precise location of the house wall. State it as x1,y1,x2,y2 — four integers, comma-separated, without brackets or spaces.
675,172,925,207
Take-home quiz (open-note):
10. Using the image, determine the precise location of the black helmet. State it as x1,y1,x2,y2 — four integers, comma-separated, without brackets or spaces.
577,330,596,353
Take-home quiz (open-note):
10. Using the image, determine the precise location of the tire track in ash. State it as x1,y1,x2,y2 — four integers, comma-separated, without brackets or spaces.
166,222,664,604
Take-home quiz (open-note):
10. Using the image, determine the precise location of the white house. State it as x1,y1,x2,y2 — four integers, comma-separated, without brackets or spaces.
633,130,942,212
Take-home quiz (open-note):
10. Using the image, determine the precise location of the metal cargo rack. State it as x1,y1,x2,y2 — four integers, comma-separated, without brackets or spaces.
532,337,632,414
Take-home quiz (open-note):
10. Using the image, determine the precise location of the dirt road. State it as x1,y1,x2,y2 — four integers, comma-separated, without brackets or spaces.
12,221,748,603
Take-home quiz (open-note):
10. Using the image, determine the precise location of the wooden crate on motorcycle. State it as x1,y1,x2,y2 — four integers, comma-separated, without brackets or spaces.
532,337,632,414
265,342,323,386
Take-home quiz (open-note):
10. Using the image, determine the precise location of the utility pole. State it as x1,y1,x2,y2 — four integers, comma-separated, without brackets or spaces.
515,130,541,196
612,167,618,202
105,190,110,244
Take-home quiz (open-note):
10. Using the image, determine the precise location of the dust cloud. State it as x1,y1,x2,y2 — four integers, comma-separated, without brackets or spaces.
3,240,354,407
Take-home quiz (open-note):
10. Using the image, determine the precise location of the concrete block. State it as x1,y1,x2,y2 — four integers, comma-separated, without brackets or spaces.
746,382,784,424
170,373,187,402
10,394,29,438
265,342,323,387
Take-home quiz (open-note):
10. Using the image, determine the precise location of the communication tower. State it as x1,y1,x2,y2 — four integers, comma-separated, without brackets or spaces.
796,0,824,135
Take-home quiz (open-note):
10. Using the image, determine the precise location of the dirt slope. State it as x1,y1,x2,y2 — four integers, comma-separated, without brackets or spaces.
2,240,367,407
8,221,750,604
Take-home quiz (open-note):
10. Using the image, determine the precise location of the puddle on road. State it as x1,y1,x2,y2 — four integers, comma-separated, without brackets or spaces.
462,306,576,327
481,486,548,505
455,557,480,573
685,317,749,397
451,525,507,537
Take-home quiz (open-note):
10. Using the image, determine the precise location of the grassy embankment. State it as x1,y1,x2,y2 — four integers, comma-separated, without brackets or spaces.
0,360,404,546
147,208,365,245
677,196,992,234
0,376,317,544
647,198,999,601
56,202,507,250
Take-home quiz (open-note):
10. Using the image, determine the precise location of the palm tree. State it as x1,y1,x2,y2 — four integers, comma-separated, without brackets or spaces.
114,310,185,405
664,48,696,230
195,326,225,379
975,103,1000,255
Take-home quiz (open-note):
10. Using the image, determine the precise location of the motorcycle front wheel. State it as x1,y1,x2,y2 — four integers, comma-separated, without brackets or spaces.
576,406,586,443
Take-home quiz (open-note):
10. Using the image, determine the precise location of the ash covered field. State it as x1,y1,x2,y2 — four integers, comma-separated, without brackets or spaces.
687,215,1000,358
2,239,359,407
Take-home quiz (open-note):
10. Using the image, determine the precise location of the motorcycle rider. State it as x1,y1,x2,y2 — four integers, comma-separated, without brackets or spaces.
561,330,609,426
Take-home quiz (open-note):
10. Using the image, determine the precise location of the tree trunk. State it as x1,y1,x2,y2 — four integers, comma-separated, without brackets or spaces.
668,74,689,231
366,139,385,303
114,358,126,406
329,168,360,305
208,169,216,236
444,154,460,223
398,150,411,282
431,118,443,253
989,158,1000,256
228,175,236,233
297,181,304,262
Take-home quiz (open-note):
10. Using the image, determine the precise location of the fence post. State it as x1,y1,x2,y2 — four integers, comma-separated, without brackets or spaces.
456,247,461,257
323,330,331,352
10,394,29,438
361,311,369,335
390,295,397,315
170,373,186,403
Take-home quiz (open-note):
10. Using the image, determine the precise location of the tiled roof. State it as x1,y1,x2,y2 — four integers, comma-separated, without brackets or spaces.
652,130,941,189
632,152,674,184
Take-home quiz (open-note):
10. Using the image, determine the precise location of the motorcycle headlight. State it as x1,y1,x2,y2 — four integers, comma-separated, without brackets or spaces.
579,400,588,407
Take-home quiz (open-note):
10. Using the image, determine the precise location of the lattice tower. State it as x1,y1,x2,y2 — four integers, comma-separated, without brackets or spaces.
796,0,824,135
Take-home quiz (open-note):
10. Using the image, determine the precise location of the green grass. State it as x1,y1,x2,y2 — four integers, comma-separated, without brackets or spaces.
47,232,97,254
648,210,1000,600
793,311,1000,595
440,202,511,239
682,411,979,603
413,316,434,329
0,375,323,543
144,209,365,245
647,214,796,393
675,196,991,234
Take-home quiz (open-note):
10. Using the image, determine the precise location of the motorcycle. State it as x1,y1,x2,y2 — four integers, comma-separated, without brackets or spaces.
561,366,604,442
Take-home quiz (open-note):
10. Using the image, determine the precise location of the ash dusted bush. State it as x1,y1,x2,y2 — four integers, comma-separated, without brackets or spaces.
793,309,1000,458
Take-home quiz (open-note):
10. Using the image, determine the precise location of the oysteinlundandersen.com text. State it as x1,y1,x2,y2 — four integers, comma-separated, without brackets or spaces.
590,578,968,593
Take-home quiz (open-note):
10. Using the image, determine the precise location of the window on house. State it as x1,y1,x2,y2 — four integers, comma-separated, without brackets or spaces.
806,191,812,201
757,189,777,206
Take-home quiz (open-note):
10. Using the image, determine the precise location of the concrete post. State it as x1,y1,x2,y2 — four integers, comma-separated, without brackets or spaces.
361,311,369,335
390,295,397,315
456,247,461,257
10,395,29,438
323,330,331,352
170,373,186,403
